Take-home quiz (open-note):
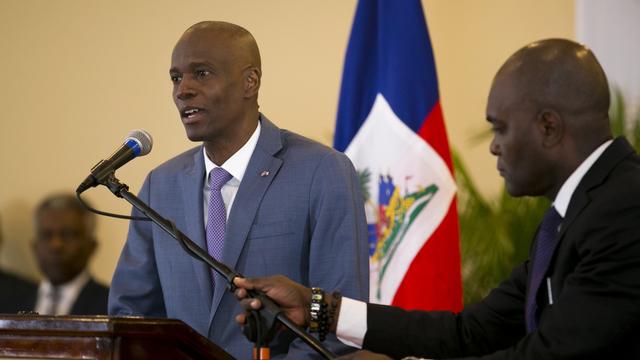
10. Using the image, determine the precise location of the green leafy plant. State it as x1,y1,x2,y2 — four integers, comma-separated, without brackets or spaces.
456,89,639,304
455,151,548,304
610,88,640,149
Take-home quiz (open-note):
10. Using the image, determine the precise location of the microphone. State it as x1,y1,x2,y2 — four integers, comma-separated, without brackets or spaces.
76,129,153,194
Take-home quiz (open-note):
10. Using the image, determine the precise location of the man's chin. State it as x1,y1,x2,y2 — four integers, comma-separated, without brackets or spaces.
505,184,535,198
183,128,208,143
504,183,523,197
47,273,77,286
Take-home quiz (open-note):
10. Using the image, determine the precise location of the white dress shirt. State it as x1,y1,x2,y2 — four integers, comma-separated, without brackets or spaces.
202,121,261,225
552,139,612,217
335,139,614,349
35,271,91,315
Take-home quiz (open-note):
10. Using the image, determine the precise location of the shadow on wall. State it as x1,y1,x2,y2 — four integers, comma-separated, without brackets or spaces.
0,199,39,280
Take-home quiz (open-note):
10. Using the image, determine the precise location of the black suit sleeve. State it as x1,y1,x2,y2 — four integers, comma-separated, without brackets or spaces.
364,264,527,359
365,209,640,360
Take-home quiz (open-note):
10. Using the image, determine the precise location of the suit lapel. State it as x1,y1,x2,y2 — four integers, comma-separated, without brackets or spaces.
178,147,213,311
209,116,284,324
558,137,634,240
529,137,634,302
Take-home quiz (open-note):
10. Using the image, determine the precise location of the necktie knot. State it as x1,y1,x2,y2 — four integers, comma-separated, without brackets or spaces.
209,167,232,191
539,206,563,236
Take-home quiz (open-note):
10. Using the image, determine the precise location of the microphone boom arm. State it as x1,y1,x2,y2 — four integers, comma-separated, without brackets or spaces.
101,174,336,360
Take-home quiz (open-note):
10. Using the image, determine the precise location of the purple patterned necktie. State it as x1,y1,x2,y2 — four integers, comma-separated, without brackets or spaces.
206,167,233,289
525,206,563,333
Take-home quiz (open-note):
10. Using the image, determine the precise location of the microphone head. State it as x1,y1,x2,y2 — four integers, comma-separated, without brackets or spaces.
125,129,153,156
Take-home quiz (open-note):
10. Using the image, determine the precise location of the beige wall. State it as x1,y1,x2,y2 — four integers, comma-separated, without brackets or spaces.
0,0,574,284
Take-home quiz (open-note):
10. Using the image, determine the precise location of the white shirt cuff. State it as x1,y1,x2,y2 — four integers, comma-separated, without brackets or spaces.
336,296,367,349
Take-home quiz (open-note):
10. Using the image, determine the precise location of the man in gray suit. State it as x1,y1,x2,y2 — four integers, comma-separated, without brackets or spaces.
109,21,369,359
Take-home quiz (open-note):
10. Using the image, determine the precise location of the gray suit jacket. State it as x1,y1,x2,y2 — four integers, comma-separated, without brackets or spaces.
109,116,369,359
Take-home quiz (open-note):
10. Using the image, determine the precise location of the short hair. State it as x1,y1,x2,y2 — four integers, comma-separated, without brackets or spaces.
34,193,96,234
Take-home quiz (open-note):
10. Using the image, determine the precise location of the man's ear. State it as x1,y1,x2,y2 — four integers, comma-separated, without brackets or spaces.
244,67,261,98
85,237,98,258
537,109,564,147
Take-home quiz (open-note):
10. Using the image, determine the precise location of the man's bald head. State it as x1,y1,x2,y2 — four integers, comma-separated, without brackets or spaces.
498,39,609,118
179,21,261,71
493,38,611,152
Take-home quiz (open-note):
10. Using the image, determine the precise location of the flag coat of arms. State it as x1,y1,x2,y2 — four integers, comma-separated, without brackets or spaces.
334,0,462,311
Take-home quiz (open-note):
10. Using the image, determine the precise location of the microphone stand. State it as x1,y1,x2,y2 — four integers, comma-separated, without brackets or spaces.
98,174,336,360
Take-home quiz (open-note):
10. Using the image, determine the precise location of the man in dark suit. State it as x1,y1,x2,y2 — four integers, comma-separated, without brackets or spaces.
234,38,640,359
30,193,109,315
0,270,36,313
108,21,369,359
0,218,36,314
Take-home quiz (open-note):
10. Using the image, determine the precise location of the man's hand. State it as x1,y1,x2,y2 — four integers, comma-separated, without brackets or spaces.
234,275,312,328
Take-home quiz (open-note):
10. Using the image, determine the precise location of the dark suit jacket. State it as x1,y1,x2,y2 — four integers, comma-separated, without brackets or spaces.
24,277,109,315
69,278,110,315
109,116,369,359
0,269,36,314
363,137,640,359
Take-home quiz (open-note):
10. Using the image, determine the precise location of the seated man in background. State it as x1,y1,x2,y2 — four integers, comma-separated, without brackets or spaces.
0,216,36,314
29,193,109,315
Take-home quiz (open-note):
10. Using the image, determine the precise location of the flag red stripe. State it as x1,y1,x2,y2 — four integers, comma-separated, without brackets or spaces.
391,197,462,312
417,101,455,174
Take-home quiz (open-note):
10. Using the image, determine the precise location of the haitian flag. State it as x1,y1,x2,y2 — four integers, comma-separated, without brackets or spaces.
334,0,462,311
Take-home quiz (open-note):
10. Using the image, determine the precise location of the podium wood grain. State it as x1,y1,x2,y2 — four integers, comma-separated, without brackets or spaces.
0,314,233,359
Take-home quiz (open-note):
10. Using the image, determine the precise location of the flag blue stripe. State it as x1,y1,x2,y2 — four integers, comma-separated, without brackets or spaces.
334,0,441,152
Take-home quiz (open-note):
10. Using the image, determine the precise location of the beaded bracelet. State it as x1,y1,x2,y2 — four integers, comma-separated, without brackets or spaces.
327,290,341,334
309,287,329,341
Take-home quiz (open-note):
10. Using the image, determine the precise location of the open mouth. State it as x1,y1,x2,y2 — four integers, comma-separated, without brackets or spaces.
181,107,204,119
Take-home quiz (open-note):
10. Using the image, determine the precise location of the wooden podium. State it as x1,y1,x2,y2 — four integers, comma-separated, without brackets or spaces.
0,314,233,359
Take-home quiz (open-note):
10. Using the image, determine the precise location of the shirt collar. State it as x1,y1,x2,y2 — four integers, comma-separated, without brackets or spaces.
203,120,261,185
39,270,91,298
553,139,613,217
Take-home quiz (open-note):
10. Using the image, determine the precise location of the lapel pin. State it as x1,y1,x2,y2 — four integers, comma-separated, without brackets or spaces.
260,170,270,177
